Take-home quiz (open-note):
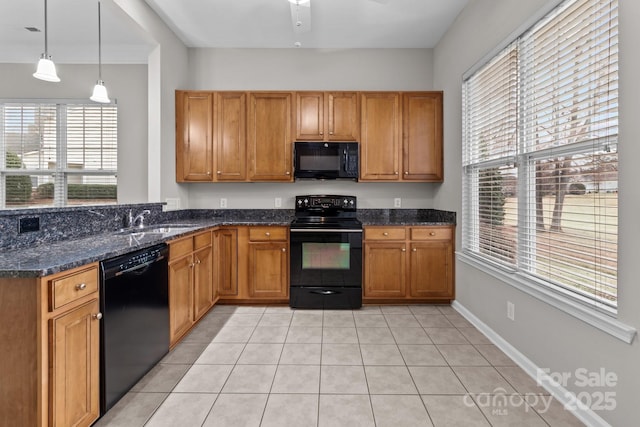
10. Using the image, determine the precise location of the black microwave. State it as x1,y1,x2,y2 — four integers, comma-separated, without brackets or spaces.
294,142,359,180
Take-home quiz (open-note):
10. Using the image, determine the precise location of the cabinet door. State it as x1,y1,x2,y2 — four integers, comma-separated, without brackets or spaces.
193,245,214,321
296,92,324,140
360,92,401,180
247,92,293,181
328,92,359,141
216,229,238,297
403,92,443,181
364,242,406,298
409,242,453,298
248,242,289,298
176,91,213,182
169,256,194,344
215,92,247,181
50,299,100,427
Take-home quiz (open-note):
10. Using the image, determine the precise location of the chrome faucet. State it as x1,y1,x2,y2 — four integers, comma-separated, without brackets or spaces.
127,209,151,228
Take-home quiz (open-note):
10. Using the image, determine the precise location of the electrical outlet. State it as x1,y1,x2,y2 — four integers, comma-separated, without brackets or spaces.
507,301,515,320
220,198,227,208
394,198,402,208
275,197,282,208
19,217,40,233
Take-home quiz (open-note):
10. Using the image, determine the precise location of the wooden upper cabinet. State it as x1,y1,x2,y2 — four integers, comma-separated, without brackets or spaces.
359,92,401,180
215,92,247,181
403,92,443,181
176,91,214,182
296,92,324,140
248,92,294,181
295,91,359,141
328,92,359,141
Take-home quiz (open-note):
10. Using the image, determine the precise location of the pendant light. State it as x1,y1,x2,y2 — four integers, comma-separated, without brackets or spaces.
33,0,60,82
90,0,110,103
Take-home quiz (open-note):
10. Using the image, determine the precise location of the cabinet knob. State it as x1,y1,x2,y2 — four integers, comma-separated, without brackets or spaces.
265,232,271,237
195,258,201,264
207,171,211,175
76,283,87,291
320,131,324,135
401,248,406,252
217,171,221,174
413,248,417,252
285,171,291,175
394,171,399,175
282,248,286,252
383,232,389,236
329,131,334,135
429,232,436,236
190,263,195,268
404,171,409,175
93,312,103,320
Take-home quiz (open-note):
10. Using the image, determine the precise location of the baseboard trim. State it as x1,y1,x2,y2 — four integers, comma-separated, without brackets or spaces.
452,300,613,427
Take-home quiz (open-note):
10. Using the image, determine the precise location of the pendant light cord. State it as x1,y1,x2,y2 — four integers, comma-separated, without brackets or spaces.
44,0,49,56
97,0,102,80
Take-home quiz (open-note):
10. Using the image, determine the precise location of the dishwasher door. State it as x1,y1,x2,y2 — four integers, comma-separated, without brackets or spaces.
99,244,169,414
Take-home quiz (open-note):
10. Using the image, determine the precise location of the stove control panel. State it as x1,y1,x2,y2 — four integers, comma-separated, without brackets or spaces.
295,195,357,211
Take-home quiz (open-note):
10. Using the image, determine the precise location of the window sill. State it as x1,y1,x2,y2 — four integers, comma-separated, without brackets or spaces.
456,251,637,344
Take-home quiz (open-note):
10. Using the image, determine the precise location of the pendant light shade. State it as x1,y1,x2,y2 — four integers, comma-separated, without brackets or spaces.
90,80,110,103
90,0,110,103
33,0,60,82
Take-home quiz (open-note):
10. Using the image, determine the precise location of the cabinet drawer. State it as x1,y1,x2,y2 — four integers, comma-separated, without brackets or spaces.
169,237,194,260
194,230,212,249
249,226,288,241
365,227,406,241
50,266,99,311
411,227,452,241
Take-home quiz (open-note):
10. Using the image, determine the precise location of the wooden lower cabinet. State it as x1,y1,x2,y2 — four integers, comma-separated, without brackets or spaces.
50,299,100,427
364,242,406,298
364,225,454,302
215,228,238,297
0,263,101,427
218,226,289,303
248,241,289,299
168,230,215,346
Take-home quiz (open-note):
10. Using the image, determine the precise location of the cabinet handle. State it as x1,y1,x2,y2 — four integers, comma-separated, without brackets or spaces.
383,232,389,236
76,283,87,291
282,248,286,252
429,232,436,236
265,232,271,237
93,312,103,320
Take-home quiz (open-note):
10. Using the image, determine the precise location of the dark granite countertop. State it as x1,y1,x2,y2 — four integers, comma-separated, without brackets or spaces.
0,208,455,278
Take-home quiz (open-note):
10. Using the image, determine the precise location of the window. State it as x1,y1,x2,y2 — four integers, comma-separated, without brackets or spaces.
463,0,618,311
0,100,118,208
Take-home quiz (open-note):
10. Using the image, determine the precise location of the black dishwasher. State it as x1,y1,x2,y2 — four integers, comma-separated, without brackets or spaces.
99,243,169,414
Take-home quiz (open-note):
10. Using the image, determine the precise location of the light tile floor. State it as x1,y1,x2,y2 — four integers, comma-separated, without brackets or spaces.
94,304,585,427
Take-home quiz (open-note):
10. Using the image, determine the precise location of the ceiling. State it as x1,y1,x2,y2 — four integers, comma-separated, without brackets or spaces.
0,0,468,64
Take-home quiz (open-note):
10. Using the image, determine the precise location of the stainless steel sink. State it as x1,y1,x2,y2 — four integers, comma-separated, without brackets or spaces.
113,224,198,235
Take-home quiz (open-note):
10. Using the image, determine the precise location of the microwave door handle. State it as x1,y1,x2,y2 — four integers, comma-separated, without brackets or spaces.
343,149,348,172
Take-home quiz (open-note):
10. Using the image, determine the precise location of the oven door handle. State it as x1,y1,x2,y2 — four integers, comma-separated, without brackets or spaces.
310,289,340,295
290,229,362,233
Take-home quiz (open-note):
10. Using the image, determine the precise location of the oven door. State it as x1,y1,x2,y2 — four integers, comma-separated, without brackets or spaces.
289,228,362,309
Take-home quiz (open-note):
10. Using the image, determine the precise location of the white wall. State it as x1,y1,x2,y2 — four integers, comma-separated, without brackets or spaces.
0,63,148,203
186,48,439,209
434,0,640,425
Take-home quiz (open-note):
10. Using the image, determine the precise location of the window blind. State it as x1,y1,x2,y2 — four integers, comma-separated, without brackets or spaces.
462,0,618,308
0,101,118,208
